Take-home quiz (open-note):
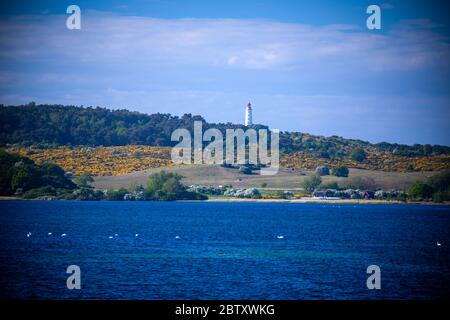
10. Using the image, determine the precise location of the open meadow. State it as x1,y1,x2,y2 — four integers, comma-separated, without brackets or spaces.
92,164,437,191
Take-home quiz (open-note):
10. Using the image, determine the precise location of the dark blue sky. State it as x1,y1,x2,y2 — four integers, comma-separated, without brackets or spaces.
0,0,449,145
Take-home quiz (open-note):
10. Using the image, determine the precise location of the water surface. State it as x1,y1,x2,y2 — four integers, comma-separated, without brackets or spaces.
0,201,449,299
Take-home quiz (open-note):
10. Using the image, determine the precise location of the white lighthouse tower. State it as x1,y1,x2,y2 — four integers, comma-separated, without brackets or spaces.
245,101,253,126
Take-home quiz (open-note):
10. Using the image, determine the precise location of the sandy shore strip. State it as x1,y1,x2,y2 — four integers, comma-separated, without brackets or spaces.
1,196,447,205
205,198,449,205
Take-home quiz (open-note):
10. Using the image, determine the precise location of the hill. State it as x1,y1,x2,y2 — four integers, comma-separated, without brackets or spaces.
1,103,450,173
0,103,263,147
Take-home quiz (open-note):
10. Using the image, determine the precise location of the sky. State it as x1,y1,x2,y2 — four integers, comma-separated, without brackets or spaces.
0,0,449,145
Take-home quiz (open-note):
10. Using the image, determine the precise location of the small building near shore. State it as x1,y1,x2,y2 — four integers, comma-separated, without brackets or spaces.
312,191,341,200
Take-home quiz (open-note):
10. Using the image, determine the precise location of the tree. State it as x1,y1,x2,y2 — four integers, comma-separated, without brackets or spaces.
73,173,94,188
315,165,329,176
408,182,433,200
22,185,56,199
428,170,450,192
146,171,187,200
428,170,450,202
40,162,76,189
0,149,34,195
106,188,128,201
331,166,349,177
423,144,433,156
0,150,76,196
302,174,322,193
161,176,187,200
433,189,450,202
147,171,180,192
350,148,366,162
318,181,339,190
145,171,207,201
11,163,41,191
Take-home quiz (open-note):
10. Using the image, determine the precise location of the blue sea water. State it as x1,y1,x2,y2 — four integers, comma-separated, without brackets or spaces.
0,201,449,300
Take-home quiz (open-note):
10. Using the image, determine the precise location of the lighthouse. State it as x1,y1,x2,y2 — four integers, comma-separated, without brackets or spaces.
245,101,253,126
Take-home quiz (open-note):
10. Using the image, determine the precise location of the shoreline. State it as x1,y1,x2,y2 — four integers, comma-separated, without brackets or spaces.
1,196,448,205
204,198,448,205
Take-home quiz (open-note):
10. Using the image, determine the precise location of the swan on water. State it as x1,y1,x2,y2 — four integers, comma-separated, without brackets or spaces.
277,235,284,239
61,233,66,237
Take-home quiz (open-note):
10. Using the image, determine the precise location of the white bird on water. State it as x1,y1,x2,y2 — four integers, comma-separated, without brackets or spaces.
61,233,66,237
27,232,31,238
108,236,113,239
437,242,442,247
135,234,139,237
175,236,180,239
48,232,52,235
277,235,284,239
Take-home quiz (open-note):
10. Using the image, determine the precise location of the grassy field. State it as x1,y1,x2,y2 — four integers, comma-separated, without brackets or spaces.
92,164,437,191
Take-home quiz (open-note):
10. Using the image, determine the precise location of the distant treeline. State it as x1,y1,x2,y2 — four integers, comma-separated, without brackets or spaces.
0,103,266,147
1,103,449,158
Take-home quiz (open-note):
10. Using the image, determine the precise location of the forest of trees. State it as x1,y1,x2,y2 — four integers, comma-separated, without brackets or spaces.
0,149,76,196
0,103,266,147
1,103,449,158
0,149,206,200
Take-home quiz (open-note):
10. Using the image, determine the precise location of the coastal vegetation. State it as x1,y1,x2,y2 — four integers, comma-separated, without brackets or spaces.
407,170,450,202
280,150,450,172
303,170,450,202
1,146,448,202
331,166,349,177
1,104,449,174
0,149,204,201
0,149,76,197
145,171,206,201
1,104,449,203
302,173,322,193
187,184,261,199
11,145,171,176
7,144,450,179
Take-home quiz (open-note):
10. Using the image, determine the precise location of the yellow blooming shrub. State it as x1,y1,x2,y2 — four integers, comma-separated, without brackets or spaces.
13,145,172,176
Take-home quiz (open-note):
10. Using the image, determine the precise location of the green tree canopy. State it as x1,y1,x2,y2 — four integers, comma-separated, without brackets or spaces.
331,166,349,177
427,170,450,202
408,181,433,200
302,173,322,193
11,162,41,191
350,148,367,162
0,149,75,195
145,171,207,201
428,170,450,192
73,173,94,188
